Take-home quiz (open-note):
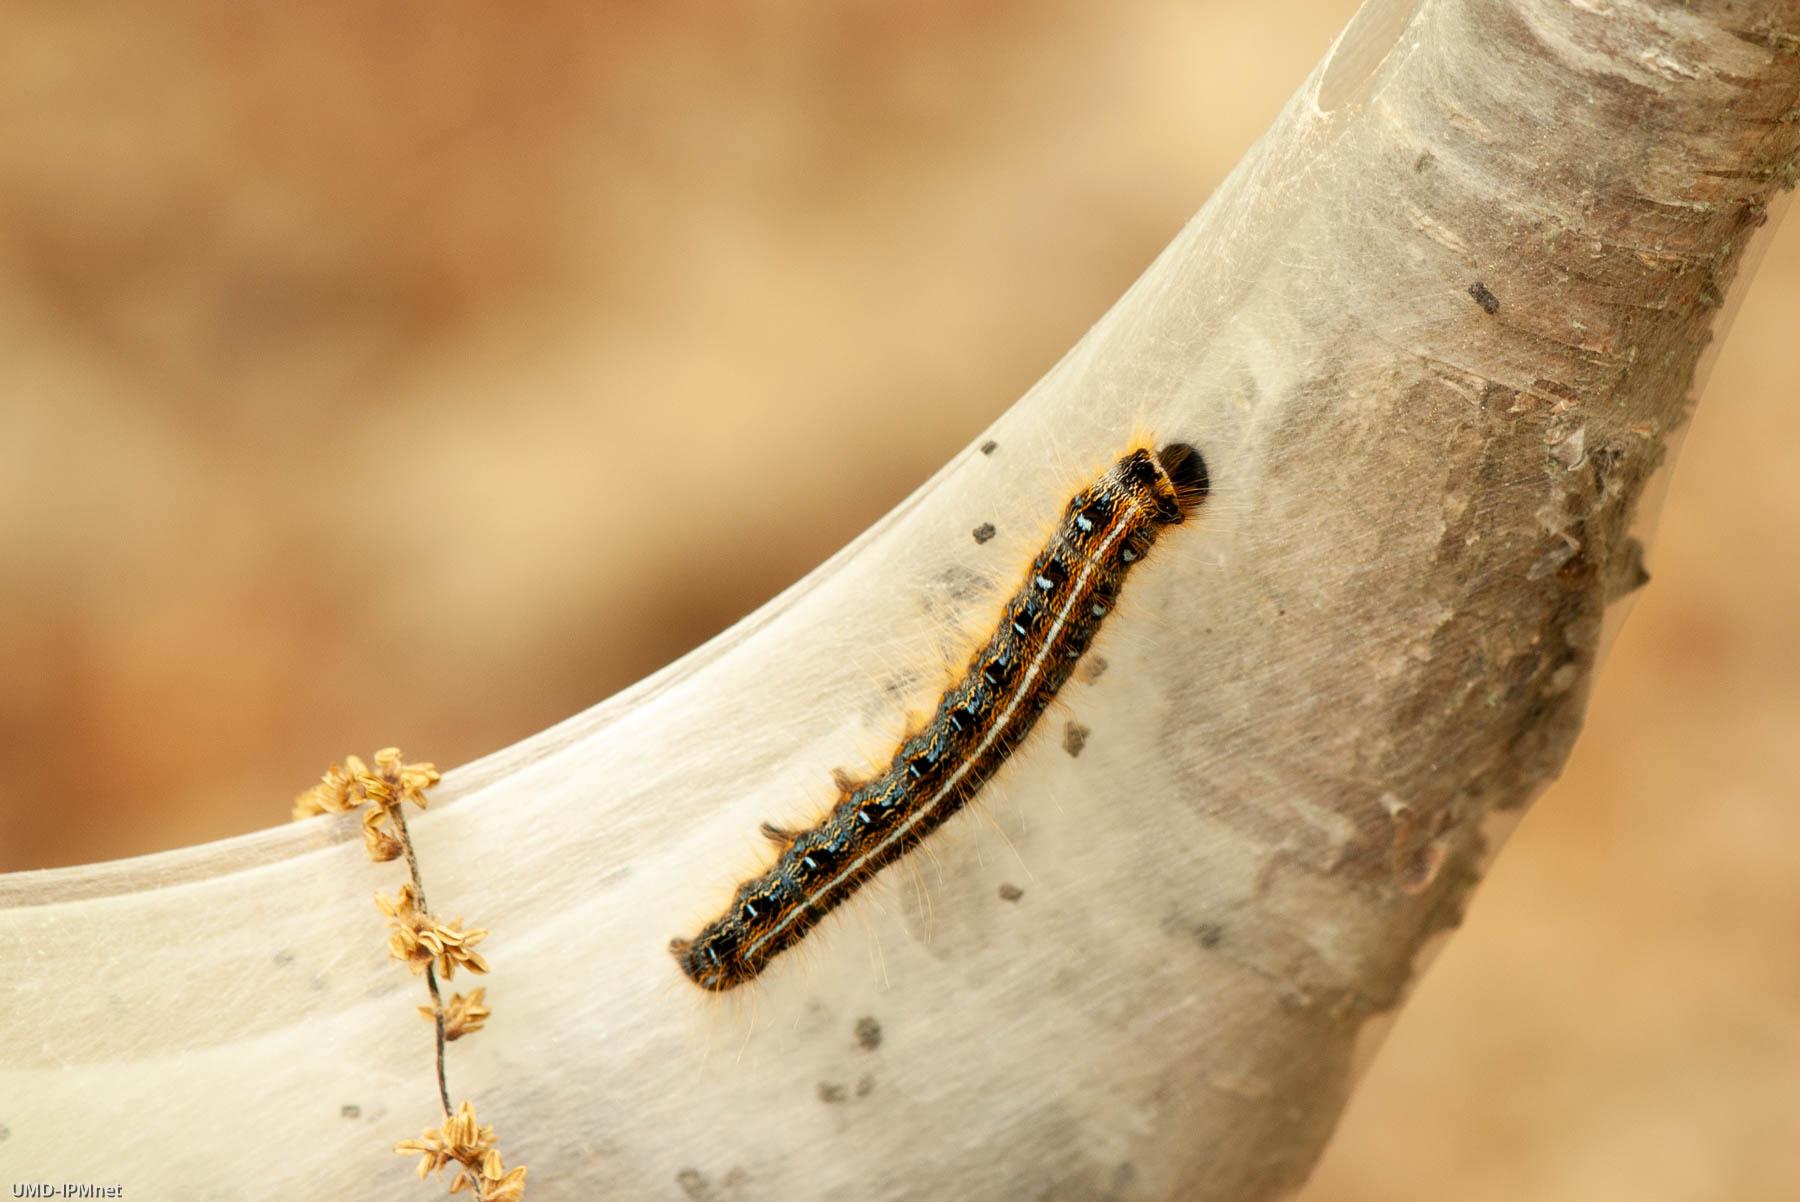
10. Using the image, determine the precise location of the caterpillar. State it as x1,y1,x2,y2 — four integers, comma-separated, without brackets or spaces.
670,442,1209,991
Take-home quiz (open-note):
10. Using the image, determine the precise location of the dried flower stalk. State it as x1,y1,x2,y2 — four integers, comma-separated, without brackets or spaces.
293,749,526,1201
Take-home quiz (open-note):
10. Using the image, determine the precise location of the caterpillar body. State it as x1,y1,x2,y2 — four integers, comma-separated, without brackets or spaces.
671,442,1209,991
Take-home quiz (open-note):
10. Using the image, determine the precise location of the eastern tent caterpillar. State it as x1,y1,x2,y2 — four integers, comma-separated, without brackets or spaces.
671,443,1209,991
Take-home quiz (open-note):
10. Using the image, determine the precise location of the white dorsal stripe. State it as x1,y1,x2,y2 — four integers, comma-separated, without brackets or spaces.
742,484,1150,966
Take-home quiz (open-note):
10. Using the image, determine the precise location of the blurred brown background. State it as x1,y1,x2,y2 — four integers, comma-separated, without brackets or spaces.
1,2,1794,1197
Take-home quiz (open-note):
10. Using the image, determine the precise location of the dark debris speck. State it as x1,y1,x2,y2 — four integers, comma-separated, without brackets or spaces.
972,522,996,544
855,1015,883,1051
1468,281,1500,314
1062,722,1090,757
979,440,998,455
998,882,1025,902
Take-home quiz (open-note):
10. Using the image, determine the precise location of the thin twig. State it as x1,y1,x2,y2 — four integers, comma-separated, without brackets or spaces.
392,803,452,1118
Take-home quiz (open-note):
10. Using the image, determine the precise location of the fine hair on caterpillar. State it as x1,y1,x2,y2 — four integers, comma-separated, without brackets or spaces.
670,442,1209,992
